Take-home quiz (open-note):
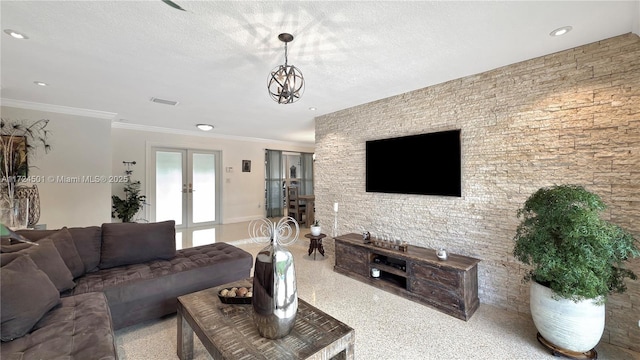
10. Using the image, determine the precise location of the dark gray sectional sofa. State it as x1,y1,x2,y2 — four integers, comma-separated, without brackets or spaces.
0,221,253,359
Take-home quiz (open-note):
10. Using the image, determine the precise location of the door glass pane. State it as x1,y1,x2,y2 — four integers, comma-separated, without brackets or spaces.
266,150,283,217
192,153,216,224
300,153,314,195
193,228,216,247
156,151,183,225
175,232,183,250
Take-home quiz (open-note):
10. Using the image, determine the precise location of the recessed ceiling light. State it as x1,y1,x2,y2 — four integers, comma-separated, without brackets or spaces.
550,26,572,37
196,124,214,131
33,81,48,87
4,29,28,39
308,107,317,111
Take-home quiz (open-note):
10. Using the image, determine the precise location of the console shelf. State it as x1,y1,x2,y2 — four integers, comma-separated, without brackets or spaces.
334,233,481,321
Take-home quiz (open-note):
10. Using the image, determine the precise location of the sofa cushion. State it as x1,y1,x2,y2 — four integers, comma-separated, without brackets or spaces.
44,228,85,278
0,255,61,341
1,242,32,253
99,220,176,269
67,226,102,273
0,239,76,292
17,226,103,273
71,242,253,329
0,292,117,360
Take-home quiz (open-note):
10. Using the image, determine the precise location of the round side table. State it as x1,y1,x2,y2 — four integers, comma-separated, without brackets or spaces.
304,233,326,260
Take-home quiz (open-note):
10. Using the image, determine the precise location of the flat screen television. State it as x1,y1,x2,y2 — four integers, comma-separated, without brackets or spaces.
366,129,461,197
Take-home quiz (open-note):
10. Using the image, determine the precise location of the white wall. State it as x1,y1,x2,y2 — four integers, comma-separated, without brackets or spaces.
111,126,314,224
1,106,112,228
1,104,313,227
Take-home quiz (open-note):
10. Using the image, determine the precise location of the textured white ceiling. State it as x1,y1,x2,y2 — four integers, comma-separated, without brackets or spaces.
2,1,639,146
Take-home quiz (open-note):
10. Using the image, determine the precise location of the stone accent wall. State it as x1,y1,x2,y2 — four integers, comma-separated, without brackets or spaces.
315,33,640,351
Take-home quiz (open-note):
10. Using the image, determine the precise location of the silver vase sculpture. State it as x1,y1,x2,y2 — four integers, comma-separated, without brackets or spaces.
249,217,299,339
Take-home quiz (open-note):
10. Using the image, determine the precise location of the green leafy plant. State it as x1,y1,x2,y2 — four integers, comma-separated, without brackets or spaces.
513,184,639,303
111,179,146,223
312,220,319,227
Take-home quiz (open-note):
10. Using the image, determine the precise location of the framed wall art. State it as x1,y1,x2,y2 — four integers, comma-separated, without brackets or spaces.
242,160,251,172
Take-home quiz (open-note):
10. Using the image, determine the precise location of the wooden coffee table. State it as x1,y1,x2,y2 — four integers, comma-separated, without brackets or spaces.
177,278,354,360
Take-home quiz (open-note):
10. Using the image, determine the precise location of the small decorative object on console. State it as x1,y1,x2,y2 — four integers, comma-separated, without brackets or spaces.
371,268,380,278
362,231,371,243
370,236,408,252
436,248,448,261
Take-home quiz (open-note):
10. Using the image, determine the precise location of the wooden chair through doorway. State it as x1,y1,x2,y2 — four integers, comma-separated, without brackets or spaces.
287,186,306,226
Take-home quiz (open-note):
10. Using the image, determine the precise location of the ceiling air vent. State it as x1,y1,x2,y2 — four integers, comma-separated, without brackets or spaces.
150,97,179,106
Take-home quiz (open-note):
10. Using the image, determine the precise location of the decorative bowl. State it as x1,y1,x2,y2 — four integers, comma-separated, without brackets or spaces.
218,287,253,304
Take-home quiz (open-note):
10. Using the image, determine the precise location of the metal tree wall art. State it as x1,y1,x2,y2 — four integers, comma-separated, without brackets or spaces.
0,118,51,228
1,119,51,181
248,217,299,339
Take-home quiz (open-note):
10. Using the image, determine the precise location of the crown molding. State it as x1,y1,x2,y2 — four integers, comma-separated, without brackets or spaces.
1,98,117,120
1,98,313,147
111,121,313,147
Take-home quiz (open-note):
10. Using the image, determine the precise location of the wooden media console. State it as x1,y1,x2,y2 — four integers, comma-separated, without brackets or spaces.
333,233,481,321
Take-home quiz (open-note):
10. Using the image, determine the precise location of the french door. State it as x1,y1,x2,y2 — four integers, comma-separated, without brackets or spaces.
150,148,221,234
265,150,314,218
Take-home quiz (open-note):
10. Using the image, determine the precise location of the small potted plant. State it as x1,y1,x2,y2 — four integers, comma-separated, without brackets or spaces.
513,184,639,356
310,220,321,236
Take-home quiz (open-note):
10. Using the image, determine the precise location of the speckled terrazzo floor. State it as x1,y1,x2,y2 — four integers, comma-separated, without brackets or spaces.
115,223,640,360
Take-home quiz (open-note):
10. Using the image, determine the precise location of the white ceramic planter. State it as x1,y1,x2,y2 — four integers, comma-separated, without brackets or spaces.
530,281,605,353
310,226,321,236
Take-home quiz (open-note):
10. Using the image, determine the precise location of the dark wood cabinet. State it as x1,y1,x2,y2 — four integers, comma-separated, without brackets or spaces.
333,233,481,321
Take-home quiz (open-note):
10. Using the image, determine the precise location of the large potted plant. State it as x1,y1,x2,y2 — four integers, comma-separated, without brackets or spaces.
111,178,146,223
513,184,639,358
111,162,146,223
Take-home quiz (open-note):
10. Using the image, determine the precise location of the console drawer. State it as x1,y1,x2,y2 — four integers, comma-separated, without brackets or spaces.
410,262,460,290
335,241,369,277
408,278,463,311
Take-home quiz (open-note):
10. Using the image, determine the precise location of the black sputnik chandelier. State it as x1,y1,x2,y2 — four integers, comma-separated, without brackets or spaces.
267,33,304,104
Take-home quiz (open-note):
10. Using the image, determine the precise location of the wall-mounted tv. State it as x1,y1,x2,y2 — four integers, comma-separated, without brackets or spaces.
366,129,461,197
